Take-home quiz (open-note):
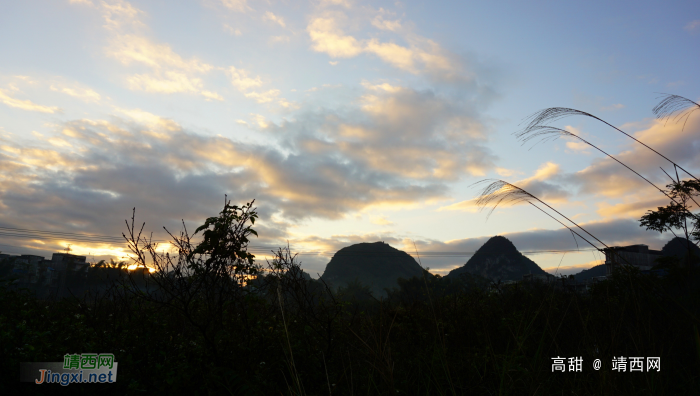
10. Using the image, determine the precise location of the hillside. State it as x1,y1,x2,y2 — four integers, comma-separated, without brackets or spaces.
320,242,427,298
573,264,607,282
659,237,700,267
445,236,547,282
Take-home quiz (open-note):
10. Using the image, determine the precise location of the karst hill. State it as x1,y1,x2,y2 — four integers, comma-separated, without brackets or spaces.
660,236,700,266
445,235,547,282
320,241,427,298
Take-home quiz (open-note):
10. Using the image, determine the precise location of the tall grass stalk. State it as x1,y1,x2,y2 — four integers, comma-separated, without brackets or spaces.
515,125,688,211
471,179,637,268
413,240,457,396
278,283,304,396
521,93,700,182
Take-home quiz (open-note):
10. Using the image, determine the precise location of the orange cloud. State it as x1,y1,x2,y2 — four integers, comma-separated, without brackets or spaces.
596,197,669,219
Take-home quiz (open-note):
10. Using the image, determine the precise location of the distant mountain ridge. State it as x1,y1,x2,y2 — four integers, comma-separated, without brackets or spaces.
573,264,606,282
445,236,547,282
320,242,427,298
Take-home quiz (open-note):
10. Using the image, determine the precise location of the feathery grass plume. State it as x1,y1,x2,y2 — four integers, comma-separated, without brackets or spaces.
653,93,700,132
521,104,698,181
515,125,683,207
471,179,636,267
472,179,609,249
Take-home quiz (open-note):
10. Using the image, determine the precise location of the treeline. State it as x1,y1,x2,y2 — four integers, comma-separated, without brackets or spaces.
2,201,699,395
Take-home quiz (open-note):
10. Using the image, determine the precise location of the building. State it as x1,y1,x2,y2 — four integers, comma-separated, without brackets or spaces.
522,273,556,283
50,253,88,271
604,244,664,275
1,252,90,297
7,255,46,284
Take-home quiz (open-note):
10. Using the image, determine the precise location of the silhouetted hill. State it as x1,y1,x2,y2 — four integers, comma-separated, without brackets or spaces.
658,237,700,267
320,242,427,298
445,236,547,282
573,264,607,282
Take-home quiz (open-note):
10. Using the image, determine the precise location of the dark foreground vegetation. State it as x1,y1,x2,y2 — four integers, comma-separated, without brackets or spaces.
2,201,699,395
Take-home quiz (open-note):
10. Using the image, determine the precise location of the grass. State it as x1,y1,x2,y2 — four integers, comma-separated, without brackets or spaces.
2,255,699,395
2,94,699,395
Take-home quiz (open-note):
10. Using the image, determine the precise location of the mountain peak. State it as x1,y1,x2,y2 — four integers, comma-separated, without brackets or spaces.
477,235,520,253
320,241,426,298
445,236,546,281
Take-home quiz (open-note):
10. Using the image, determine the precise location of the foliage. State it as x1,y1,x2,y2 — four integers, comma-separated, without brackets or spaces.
640,177,700,265
2,222,700,395
3,176,700,395
117,198,265,367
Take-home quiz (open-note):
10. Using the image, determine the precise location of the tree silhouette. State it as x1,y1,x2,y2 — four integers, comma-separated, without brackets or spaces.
640,175,700,267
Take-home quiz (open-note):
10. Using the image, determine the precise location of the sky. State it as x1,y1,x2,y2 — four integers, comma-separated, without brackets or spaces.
1,0,699,277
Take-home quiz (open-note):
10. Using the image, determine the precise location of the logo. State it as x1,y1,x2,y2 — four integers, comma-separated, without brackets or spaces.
20,353,119,386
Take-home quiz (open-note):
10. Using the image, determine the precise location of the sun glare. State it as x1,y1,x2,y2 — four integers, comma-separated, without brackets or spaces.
126,264,156,273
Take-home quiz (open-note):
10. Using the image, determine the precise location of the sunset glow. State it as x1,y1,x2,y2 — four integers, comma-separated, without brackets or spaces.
1,0,698,277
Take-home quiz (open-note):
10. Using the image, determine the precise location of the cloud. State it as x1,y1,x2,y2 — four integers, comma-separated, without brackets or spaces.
0,111,455,263
495,167,519,177
277,98,298,109
244,89,280,103
262,11,286,28
50,85,101,102
223,24,243,36
69,0,94,5
505,113,700,235
219,0,252,13
0,75,497,255
684,19,700,32
226,67,289,105
446,218,669,253
600,103,624,111
436,198,480,213
114,107,181,131
107,35,212,73
365,39,416,72
101,0,145,31
127,71,203,93
307,16,363,58
105,34,223,99
570,116,700,200
511,162,572,203
541,260,604,276
0,89,60,113
566,141,590,152
596,197,669,219
409,217,671,274
249,113,269,128
201,90,224,101
79,1,218,101
438,162,572,213
227,66,263,91
287,214,671,277
371,15,402,32
269,35,291,44
370,216,394,226
251,86,498,223
306,13,469,83
318,0,352,8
